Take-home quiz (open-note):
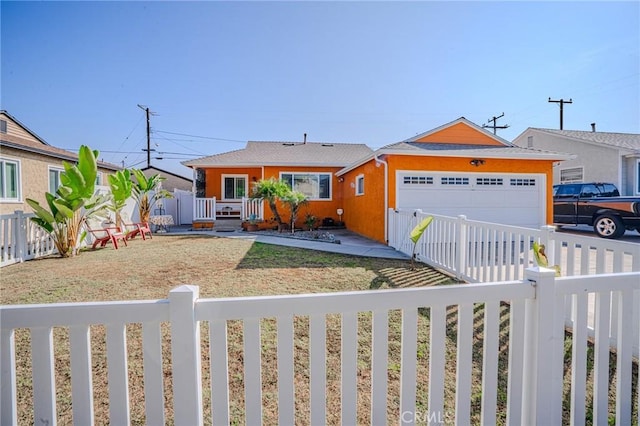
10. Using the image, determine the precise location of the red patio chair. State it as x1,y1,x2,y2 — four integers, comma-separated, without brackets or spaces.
121,212,152,241
86,225,128,250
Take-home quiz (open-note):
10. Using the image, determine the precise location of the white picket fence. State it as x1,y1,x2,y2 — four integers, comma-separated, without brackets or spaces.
2,268,638,425
389,209,640,358
0,211,57,267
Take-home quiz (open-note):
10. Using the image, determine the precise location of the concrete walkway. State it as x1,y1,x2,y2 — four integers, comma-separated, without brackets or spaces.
164,227,409,260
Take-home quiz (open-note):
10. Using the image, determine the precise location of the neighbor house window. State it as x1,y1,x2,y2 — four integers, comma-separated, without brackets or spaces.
527,136,533,148
222,175,247,200
281,172,331,200
96,172,102,186
560,167,583,183
356,174,364,196
0,158,20,201
49,167,64,193
0,120,7,133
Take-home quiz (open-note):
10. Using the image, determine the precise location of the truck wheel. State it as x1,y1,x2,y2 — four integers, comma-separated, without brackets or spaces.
593,215,625,239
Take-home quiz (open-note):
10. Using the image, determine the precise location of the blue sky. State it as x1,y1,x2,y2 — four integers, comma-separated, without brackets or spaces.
2,1,639,178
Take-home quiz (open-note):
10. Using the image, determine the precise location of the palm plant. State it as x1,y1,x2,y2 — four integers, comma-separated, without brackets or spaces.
131,169,172,224
26,145,109,257
251,178,290,227
107,169,133,229
281,190,309,234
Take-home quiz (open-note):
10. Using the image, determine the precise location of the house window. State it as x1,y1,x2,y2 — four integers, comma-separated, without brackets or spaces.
560,167,583,183
281,172,331,200
222,175,247,200
49,167,64,193
0,158,20,201
527,136,533,148
356,174,364,196
96,172,102,186
0,120,7,133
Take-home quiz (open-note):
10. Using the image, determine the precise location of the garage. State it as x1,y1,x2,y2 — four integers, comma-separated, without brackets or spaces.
396,171,546,229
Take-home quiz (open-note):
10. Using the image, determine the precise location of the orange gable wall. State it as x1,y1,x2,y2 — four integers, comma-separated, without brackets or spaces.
386,155,556,224
415,122,504,146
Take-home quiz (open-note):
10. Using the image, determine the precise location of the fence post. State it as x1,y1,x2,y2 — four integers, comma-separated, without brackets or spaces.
456,215,468,280
15,211,26,263
169,285,203,426
521,267,563,425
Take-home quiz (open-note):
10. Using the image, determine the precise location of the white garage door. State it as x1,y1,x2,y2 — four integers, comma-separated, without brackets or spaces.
397,171,545,229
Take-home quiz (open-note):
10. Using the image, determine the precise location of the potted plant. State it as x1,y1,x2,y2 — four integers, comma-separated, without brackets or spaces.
246,213,259,232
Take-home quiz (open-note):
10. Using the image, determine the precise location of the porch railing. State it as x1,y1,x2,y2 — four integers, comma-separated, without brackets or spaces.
193,197,264,221
2,269,638,425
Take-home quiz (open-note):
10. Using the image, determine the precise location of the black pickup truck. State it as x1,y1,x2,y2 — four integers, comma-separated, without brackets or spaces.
553,183,640,239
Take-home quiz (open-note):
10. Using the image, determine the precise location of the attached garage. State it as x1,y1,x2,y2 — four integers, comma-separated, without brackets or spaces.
397,171,546,229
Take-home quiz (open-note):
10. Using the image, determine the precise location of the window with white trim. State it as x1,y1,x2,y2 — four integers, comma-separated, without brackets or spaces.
0,158,20,201
356,174,364,196
0,120,7,133
281,172,331,200
560,167,583,183
49,167,64,193
222,175,247,200
96,172,102,186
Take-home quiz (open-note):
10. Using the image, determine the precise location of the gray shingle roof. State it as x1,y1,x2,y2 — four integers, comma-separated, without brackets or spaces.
182,141,373,167
530,128,640,152
377,141,572,159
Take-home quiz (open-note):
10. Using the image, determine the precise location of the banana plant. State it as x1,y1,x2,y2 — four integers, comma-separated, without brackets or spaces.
409,216,433,269
107,169,133,229
131,169,172,224
532,241,561,276
26,145,110,257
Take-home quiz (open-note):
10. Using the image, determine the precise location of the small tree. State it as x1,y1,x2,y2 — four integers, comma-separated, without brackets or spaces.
107,169,132,229
281,190,308,234
251,178,290,227
131,169,172,224
26,145,109,257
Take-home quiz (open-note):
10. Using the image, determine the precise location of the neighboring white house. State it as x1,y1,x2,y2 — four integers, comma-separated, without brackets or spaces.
512,127,640,196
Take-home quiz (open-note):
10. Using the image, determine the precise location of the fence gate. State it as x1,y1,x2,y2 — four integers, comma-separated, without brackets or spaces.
174,189,194,225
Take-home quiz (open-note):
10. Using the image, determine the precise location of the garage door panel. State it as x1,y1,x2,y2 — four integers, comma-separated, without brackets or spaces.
397,172,544,229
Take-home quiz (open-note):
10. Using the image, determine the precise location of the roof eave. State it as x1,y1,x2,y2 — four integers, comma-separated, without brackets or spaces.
0,140,121,170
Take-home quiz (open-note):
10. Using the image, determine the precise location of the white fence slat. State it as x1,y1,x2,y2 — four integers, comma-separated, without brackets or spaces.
1,328,17,425
341,312,358,425
399,308,418,425
428,305,446,421
455,303,473,425
31,327,57,426
506,299,526,425
277,315,295,426
69,325,95,425
142,321,165,426
106,323,131,425
570,293,588,424
243,318,262,426
370,310,388,425
592,291,611,425
481,301,499,425
209,320,230,426
309,314,326,426
615,289,633,426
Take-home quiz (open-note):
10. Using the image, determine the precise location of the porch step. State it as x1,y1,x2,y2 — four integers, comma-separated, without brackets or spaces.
214,218,243,232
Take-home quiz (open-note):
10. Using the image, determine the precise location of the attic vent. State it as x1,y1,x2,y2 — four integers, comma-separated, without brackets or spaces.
321,144,334,147
282,143,295,146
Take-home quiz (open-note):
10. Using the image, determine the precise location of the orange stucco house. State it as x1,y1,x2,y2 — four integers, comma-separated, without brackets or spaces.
183,118,571,243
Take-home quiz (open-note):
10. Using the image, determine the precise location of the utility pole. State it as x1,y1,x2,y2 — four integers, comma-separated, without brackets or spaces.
137,104,155,168
548,97,572,130
482,112,509,135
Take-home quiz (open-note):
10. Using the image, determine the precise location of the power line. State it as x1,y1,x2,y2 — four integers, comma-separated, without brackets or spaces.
482,112,510,135
155,129,246,143
548,97,573,130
